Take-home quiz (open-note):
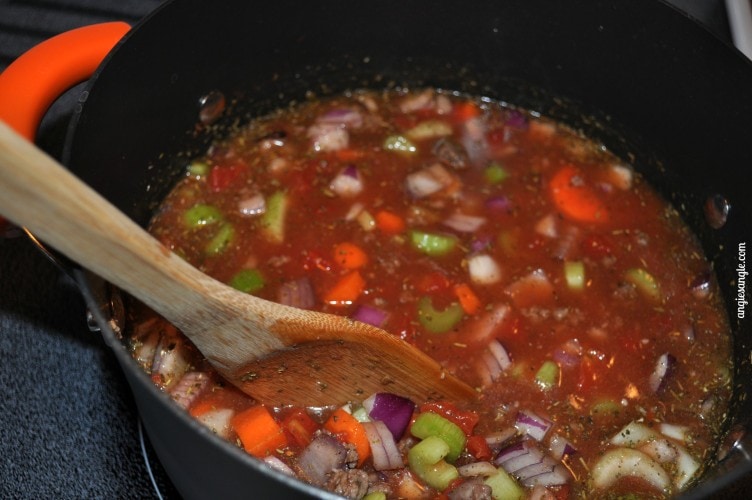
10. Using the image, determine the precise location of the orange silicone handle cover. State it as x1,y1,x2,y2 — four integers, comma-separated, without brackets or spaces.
0,22,130,141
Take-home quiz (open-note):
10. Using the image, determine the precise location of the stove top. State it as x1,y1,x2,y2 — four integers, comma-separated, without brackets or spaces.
0,1,747,498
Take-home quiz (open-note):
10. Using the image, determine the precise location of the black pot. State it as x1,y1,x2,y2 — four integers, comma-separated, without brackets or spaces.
3,0,751,498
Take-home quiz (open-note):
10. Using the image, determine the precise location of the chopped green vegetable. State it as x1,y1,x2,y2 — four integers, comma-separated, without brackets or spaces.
484,468,524,500
564,260,585,290
624,267,661,300
362,493,387,500
205,223,234,255
410,411,466,462
384,135,417,154
407,435,459,491
184,204,222,228
409,230,457,256
484,162,509,185
229,269,265,294
187,161,209,177
590,399,621,418
260,190,288,243
535,360,560,390
405,120,453,141
351,405,370,423
417,296,464,334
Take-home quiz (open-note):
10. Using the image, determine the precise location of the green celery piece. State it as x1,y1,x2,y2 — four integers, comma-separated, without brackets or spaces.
417,296,463,334
260,190,288,243
484,162,509,185
535,360,559,390
205,223,234,255
184,203,222,228
564,260,585,290
229,269,265,294
384,135,417,154
409,230,457,256
484,469,524,500
362,493,387,500
187,161,209,177
410,411,466,462
407,435,459,491
624,267,661,300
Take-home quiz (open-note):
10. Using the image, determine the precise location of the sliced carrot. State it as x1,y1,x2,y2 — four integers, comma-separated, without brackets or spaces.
323,270,366,306
333,241,369,269
549,165,608,223
453,283,482,315
324,408,371,466
231,405,288,457
281,408,320,448
334,148,365,162
375,209,406,235
452,101,481,122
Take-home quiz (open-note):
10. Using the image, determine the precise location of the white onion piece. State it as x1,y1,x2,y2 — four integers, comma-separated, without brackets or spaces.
485,427,518,451
308,122,349,152
591,448,671,494
458,461,498,477
238,193,266,216
362,421,403,471
263,456,296,476
496,440,544,472
329,165,364,197
607,164,634,190
344,202,365,221
639,438,679,464
659,423,689,443
673,446,701,488
504,269,554,308
534,213,558,238
488,339,512,371
277,278,315,309
515,410,552,441
169,371,209,409
519,461,571,488
648,353,676,393
443,213,486,233
196,408,234,438
549,433,577,460
151,335,190,389
318,108,363,128
468,254,502,285
405,163,455,198
610,421,660,447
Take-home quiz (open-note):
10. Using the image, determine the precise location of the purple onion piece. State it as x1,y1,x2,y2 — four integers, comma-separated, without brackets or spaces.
350,305,389,328
362,392,416,440
169,371,209,409
330,166,364,197
521,463,571,487
505,109,529,129
497,440,544,473
515,410,552,441
318,108,363,128
362,420,403,471
277,277,315,309
297,434,348,486
485,195,512,213
648,352,677,394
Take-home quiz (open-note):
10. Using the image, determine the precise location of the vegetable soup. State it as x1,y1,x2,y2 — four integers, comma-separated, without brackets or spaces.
127,88,732,499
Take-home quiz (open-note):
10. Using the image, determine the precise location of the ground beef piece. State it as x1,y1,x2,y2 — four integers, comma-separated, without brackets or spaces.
447,478,493,500
323,468,370,499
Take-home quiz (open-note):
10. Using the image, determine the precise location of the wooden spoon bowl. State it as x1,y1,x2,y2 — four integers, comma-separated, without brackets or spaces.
0,120,475,407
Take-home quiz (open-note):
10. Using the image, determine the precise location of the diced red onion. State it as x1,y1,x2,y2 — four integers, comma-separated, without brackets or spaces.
350,305,389,328
461,117,489,166
330,165,364,197
470,235,492,253
497,440,570,487
318,108,363,128
277,277,315,309
297,433,348,486
505,110,529,129
399,89,434,113
552,339,582,369
151,335,190,389
549,433,577,460
238,193,266,216
496,440,545,473
196,408,234,438
443,213,486,233
648,352,676,393
169,371,209,409
485,195,512,213
690,271,712,300
485,427,518,452
362,392,416,440
520,462,571,488
405,164,454,198
362,420,404,471
468,254,502,285
515,410,552,441
488,339,512,371
505,269,554,308
308,122,349,152
552,226,581,261
263,456,296,476
534,213,558,238
496,440,535,467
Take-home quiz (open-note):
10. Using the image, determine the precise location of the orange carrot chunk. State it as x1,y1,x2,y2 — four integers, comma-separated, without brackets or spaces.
454,283,482,315
324,408,371,466
231,405,288,457
333,241,369,269
549,165,609,223
375,210,406,235
324,270,366,306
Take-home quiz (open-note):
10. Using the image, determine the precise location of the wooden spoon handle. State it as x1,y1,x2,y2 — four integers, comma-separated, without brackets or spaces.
0,120,283,355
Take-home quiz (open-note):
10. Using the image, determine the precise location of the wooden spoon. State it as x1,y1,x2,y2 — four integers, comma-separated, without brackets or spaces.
0,120,476,407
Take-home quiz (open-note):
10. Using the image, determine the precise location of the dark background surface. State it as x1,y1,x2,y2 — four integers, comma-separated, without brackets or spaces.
0,0,746,498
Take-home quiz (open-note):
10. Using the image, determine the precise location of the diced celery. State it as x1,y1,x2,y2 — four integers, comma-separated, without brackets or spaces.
410,411,466,462
590,399,621,418
184,204,222,228
535,360,560,390
624,267,661,300
417,296,464,334
205,223,234,255
484,468,524,500
564,260,585,290
484,162,509,185
362,493,387,500
405,120,453,141
407,435,459,491
384,135,417,154
351,405,370,423
409,230,457,256
260,190,288,243
187,161,209,177
229,269,265,294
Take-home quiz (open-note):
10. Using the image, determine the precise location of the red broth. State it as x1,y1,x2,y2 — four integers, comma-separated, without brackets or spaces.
128,89,732,499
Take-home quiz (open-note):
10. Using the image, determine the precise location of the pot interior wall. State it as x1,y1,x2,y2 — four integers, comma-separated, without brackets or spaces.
65,0,752,495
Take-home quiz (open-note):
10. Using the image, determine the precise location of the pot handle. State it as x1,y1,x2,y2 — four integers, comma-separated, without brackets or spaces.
0,21,130,141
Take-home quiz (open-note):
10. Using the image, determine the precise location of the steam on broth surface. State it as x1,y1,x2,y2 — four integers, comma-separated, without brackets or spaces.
128,88,732,499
